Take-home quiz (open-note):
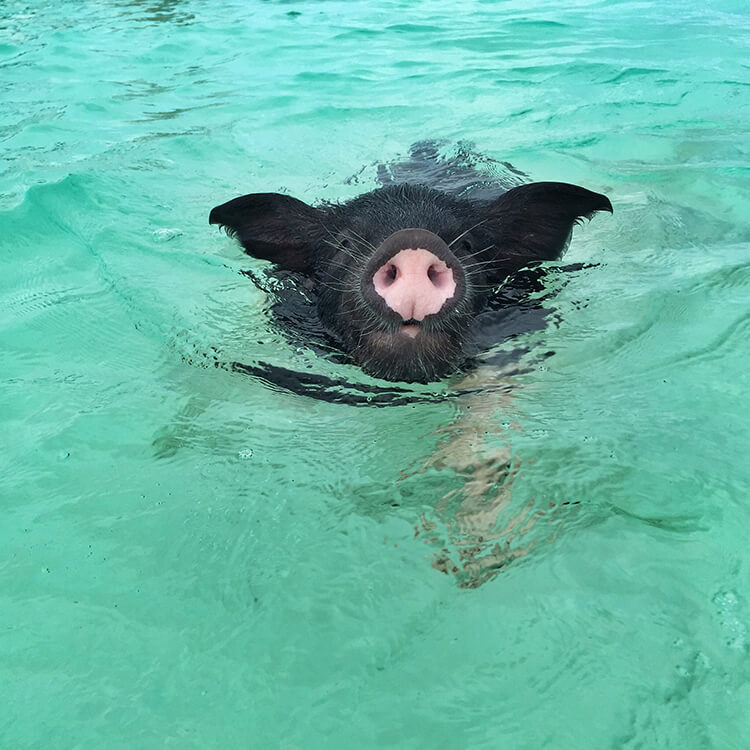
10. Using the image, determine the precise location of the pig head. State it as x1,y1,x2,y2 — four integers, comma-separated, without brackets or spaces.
209,181,612,383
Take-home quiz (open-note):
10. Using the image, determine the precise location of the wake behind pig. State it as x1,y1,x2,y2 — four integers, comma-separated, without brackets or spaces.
210,164,611,383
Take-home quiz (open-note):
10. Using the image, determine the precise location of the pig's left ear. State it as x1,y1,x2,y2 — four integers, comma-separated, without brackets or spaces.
209,192,323,272
478,182,612,281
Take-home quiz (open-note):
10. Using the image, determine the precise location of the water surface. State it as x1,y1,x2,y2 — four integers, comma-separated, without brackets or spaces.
2,1,750,747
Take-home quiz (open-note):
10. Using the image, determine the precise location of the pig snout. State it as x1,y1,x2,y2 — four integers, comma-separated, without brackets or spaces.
373,248,456,321
362,228,464,331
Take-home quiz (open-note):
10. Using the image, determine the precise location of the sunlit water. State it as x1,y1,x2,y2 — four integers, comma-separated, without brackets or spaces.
2,1,750,747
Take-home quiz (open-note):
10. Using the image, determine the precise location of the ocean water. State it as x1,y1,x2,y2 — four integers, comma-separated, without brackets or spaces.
2,0,750,747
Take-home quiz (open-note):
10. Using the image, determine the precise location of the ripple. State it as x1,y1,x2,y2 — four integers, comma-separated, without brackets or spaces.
603,66,671,83
662,310,750,368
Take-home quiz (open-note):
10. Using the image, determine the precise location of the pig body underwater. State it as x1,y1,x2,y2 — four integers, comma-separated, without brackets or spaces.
210,158,612,383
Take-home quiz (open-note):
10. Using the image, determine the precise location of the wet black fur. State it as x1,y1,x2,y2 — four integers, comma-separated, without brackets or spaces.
210,146,612,383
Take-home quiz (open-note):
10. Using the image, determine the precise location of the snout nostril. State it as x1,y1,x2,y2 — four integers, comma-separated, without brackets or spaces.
427,263,453,290
373,262,399,289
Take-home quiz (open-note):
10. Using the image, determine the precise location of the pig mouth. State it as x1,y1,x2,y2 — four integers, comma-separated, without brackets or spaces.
400,321,422,339
353,322,465,382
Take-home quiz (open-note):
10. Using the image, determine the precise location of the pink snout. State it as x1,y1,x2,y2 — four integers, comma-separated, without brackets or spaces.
372,248,457,322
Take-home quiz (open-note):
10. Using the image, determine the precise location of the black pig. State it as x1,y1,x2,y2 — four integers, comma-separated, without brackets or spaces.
210,174,611,383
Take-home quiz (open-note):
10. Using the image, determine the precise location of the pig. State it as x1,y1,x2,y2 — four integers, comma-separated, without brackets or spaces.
209,167,611,384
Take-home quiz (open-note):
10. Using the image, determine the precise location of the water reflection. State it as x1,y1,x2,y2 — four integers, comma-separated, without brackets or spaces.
116,0,194,25
405,374,577,588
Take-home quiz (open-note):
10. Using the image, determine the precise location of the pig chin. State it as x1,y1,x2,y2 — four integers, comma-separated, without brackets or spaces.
352,327,463,383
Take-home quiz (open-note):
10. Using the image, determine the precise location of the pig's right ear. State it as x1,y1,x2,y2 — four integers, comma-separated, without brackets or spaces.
209,193,322,272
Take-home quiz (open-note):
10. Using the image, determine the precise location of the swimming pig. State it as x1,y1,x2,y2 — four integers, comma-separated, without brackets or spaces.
209,180,611,383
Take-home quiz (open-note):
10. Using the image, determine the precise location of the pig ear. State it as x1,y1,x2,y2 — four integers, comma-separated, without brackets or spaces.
209,193,323,271
480,182,612,280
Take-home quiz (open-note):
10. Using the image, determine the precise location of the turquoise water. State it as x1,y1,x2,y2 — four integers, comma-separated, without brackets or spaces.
2,0,750,746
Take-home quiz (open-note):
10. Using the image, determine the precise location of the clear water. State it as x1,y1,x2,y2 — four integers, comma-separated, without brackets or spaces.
2,0,750,747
